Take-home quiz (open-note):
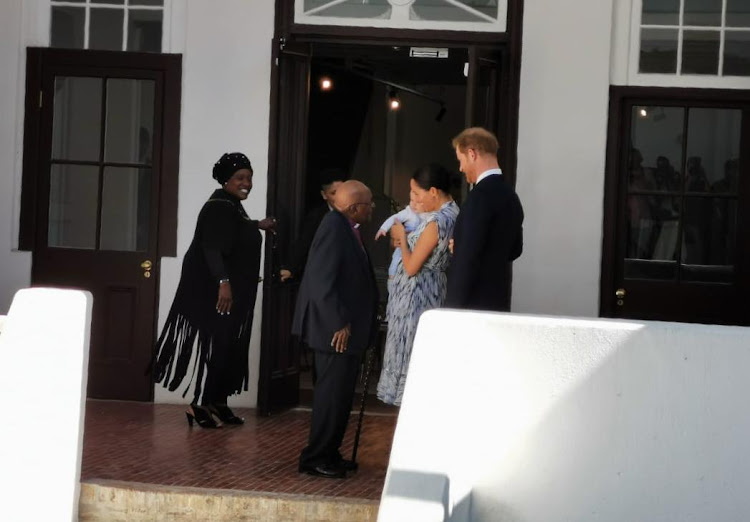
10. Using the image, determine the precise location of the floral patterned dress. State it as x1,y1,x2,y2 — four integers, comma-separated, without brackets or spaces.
377,200,459,405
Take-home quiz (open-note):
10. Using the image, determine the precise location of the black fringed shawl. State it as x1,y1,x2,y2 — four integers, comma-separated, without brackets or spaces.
152,189,262,400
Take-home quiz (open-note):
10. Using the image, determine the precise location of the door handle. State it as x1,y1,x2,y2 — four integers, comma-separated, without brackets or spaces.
141,260,153,279
615,287,625,306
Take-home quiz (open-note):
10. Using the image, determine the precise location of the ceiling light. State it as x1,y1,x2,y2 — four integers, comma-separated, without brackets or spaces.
320,77,333,91
388,89,401,110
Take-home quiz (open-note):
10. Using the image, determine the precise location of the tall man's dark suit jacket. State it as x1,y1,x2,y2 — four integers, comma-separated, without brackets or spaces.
445,174,524,312
292,210,378,469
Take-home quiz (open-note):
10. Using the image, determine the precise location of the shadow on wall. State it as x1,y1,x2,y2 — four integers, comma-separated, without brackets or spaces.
381,311,750,521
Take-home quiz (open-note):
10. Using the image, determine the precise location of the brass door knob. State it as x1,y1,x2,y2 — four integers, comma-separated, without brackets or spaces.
615,288,626,299
141,260,153,279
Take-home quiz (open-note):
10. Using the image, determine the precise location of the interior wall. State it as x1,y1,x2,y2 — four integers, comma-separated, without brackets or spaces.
513,0,616,317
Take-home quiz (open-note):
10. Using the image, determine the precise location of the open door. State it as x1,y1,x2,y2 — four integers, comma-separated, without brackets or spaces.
257,39,312,415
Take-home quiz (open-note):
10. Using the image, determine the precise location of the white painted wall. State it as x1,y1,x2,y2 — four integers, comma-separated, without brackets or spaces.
513,0,615,317
0,0,39,313
153,0,275,407
0,0,274,406
381,309,750,521
1,288,92,521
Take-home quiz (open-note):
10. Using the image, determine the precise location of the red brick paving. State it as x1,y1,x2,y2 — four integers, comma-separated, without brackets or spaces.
80,400,397,500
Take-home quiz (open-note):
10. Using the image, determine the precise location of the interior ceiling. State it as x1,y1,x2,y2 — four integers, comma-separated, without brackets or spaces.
312,43,469,86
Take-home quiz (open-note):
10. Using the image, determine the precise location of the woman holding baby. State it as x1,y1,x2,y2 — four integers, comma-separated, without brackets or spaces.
376,164,459,406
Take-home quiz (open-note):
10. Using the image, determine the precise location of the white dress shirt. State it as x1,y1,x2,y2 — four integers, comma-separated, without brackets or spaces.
476,168,503,185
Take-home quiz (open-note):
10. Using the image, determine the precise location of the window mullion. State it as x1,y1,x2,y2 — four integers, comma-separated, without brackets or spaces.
718,0,727,76
123,7,129,51
676,0,685,75
84,0,91,49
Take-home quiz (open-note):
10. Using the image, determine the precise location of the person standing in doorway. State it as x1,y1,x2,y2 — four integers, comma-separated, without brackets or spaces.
152,153,276,428
445,127,524,312
279,168,348,282
293,180,379,479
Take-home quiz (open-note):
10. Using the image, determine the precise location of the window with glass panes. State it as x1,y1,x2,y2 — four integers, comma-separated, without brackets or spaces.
51,0,164,53
639,0,750,76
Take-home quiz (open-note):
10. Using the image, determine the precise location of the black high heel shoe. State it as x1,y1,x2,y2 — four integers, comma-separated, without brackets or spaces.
209,403,244,425
185,405,222,429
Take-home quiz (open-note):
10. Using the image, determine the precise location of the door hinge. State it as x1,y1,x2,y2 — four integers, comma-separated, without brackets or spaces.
38,90,43,109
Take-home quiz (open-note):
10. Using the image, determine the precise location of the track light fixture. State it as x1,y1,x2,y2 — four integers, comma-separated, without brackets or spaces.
388,89,401,111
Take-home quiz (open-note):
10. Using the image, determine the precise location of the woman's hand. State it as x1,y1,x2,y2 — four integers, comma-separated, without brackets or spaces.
216,281,233,315
390,219,406,243
258,217,277,232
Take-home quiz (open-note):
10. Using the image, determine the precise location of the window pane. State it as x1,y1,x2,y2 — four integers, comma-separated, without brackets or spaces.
682,30,720,74
90,8,124,51
51,6,85,49
127,9,163,52
641,0,679,25
48,164,99,250
683,0,722,26
105,79,155,164
727,0,750,27
129,0,164,5
412,1,498,23
682,197,736,269
686,108,741,193
303,0,391,19
630,106,684,192
627,195,681,261
639,29,678,73
100,167,151,251
52,77,103,161
724,32,750,76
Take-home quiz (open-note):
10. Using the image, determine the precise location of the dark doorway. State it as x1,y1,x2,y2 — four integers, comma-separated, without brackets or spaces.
20,49,181,400
259,41,505,414
601,87,750,326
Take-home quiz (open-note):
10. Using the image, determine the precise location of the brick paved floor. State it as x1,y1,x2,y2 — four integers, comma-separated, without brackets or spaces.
81,400,397,500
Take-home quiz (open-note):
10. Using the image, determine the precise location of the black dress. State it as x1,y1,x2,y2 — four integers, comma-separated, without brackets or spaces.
153,189,262,404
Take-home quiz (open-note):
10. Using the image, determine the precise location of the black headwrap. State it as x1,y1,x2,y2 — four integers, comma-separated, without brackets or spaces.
212,152,253,185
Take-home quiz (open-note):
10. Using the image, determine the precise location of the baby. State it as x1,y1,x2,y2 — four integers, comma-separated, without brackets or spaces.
374,193,425,279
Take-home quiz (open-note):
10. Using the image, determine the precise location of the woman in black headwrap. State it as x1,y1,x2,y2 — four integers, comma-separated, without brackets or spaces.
153,153,275,428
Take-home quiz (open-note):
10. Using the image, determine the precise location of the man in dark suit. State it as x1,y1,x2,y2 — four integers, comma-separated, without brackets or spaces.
293,180,378,478
280,168,348,282
445,127,524,312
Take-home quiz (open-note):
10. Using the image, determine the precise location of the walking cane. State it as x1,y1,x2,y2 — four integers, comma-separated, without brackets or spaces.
351,321,384,465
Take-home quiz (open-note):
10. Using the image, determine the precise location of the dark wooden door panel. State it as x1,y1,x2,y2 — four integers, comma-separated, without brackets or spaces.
21,49,181,401
258,40,312,415
601,87,750,326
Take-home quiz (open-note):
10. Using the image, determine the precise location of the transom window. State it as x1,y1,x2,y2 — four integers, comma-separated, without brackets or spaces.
295,0,508,33
51,0,164,53
639,0,750,76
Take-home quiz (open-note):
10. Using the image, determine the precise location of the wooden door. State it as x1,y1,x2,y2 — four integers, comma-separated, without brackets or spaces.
601,87,750,325
20,49,181,400
257,39,312,415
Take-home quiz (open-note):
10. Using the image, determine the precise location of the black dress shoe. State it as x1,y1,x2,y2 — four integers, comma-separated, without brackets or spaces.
299,463,346,479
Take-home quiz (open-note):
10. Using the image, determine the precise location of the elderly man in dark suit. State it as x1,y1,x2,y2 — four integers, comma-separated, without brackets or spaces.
293,180,378,478
445,127,524,312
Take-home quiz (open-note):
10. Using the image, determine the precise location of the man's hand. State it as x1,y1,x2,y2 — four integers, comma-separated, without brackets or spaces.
216,281,232,315
331,324,351,353
280,269,292,282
